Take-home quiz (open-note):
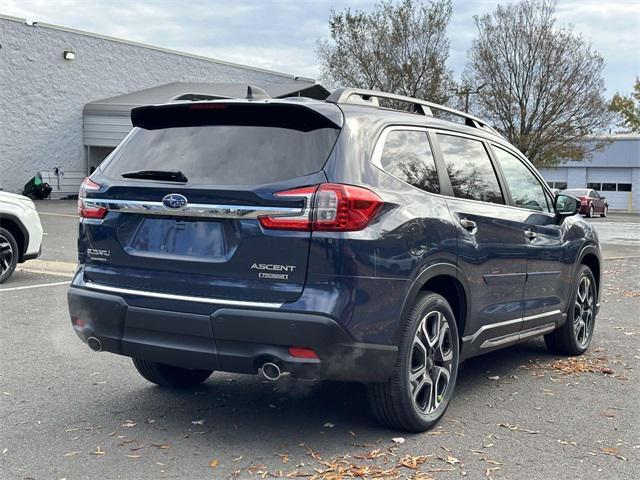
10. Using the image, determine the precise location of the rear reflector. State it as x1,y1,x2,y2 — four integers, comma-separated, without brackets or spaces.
288,346,319,359
259,183,382,232
78,178,107,219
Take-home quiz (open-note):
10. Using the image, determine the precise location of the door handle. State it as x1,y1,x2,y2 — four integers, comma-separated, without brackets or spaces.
524,229,537,240
460,219,477,231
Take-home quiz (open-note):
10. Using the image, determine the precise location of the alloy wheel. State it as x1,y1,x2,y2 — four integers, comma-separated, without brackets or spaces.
409,311,453,414
0,234,14,276
574,275,595,349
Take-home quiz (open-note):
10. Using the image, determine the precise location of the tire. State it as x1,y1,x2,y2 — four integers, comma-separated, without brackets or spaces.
368,292,459,432
0,228,18,284
600,206,608,218
586,205,594,218
132,358,213,388
544,265,597,356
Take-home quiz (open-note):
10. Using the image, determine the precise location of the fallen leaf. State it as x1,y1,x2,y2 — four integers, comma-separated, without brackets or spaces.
91,446,106,456
398,454,431,469
121,420,137,428
392,437,405,444
498,423,539,434
445,455,461,465
323,422,335,428
63,451,81,457
191,419,205,425
487,376,500,381
209,459,219,468
151,443,170,449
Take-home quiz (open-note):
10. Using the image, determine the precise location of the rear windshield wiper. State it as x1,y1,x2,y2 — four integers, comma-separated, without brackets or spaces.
121,169,188,183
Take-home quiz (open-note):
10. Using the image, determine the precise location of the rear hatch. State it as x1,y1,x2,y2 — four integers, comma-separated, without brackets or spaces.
78,100,342,303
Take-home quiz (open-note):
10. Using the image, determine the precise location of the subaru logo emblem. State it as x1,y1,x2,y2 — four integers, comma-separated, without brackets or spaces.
162,193,188,209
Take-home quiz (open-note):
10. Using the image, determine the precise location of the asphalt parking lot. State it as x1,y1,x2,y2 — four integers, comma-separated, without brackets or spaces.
1,201,638,479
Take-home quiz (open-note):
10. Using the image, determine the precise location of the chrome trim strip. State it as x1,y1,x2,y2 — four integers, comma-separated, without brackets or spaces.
85,198,303,219
523,309,562,322
480,322,556,349
462,309,562,344
83,282,283,309
461,318,522,344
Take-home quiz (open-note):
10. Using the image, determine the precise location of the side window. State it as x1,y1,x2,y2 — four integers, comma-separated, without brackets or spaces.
436,134,504,204
379,130,439,194
492,146,551,212
590,190,600,199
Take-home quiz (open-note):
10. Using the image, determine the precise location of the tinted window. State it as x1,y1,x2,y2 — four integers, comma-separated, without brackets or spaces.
618,183,632,192
437,134,503,204
553,181,567,190
492,147,550,212
602,183,616,192
379,130,439,194
587,182,601,191
589,190,601,198
101,125,339,186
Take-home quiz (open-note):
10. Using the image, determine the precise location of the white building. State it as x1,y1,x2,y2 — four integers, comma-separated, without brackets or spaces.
539,134,640,212
0,14,326,196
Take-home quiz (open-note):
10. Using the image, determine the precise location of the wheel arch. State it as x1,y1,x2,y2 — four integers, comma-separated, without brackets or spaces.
578,245,601,298
0,214,29,262
395,263,470,344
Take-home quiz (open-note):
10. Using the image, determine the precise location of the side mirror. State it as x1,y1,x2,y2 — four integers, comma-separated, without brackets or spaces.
601,196,606,200
554,194,580,217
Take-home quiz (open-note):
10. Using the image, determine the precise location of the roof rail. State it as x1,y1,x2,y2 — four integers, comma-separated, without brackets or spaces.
326,88,502,137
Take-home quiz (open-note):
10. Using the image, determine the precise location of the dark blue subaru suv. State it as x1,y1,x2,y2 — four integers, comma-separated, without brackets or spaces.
68,88,601,431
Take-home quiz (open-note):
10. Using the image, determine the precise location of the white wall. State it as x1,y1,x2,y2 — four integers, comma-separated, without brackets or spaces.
0,16,303,193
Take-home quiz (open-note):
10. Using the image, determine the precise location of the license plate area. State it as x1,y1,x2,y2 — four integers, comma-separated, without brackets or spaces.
125,217,228,261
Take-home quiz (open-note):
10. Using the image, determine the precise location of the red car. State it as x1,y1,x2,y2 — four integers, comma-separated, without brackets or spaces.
562,189,608,218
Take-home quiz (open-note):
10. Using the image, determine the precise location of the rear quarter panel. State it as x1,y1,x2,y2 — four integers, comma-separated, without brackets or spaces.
307,111,457,344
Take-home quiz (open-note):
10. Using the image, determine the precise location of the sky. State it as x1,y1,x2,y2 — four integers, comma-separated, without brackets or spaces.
1,0,638,96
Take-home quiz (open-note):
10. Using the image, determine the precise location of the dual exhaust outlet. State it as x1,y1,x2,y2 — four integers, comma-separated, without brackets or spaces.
261,361,285,381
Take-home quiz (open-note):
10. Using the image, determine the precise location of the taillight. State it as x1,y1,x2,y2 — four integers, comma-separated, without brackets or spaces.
78,178,107,219
313,183,382,231
257,185,317,231
258,183,382,232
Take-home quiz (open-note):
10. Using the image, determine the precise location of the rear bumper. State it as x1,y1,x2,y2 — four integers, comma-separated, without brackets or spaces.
67,284,397,382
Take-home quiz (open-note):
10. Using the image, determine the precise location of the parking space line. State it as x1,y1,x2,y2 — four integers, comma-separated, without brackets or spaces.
38,211,78,218
0,281,70,292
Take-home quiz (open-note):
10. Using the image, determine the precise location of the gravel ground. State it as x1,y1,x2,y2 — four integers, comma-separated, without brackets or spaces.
0,203,638,479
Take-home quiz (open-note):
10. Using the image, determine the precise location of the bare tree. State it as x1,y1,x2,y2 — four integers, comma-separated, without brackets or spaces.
317,0,455,105
466,0,612,167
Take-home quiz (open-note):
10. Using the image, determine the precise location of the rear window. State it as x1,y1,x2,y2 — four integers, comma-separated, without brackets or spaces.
100,104,341,186
379,130,439,194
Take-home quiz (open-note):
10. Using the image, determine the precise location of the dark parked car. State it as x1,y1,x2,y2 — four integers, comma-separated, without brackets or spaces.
68,88,601,431
563,188,608,218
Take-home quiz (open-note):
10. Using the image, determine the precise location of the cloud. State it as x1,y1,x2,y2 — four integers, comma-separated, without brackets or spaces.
1,0,637,95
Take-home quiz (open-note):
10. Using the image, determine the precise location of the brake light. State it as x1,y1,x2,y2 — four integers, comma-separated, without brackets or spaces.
313,183,382,231
78,178,107,219
258,183,382,232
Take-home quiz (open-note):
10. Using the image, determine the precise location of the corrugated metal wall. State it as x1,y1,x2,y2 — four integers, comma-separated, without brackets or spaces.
84,115,132,147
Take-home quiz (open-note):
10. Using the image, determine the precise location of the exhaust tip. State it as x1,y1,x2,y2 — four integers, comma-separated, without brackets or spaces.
261,362,281,381
87,336,102,352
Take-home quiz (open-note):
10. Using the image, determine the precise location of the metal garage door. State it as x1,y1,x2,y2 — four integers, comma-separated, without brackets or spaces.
587,167,633,210
538,167,568,190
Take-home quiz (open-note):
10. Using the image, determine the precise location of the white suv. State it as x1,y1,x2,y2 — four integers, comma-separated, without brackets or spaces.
0,191,43,283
